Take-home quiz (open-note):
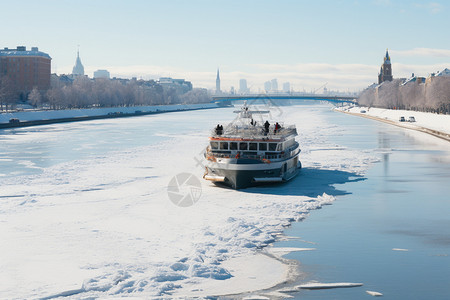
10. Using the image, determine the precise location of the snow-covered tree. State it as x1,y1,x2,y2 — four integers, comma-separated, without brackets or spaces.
358,76,450,114
0,77,15,111
28,87,42,108
44,75,211,109
46,88,63,110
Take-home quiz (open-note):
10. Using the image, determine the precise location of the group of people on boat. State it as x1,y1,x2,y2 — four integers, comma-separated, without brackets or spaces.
263,121,281,135
216,120,281,136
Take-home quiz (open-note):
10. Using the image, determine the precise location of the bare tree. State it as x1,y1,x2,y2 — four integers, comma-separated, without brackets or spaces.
28,87,42,108
401,81,425,110
46,88,63,110
180,88,211,104
0,77,15,111
42,75,212,109
358,76,450,114
426,77,450,114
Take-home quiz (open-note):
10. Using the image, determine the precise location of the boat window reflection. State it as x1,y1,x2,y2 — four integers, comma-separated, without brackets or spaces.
269,143,277,151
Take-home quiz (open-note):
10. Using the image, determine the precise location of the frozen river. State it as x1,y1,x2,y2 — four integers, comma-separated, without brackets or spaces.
0,103,449,299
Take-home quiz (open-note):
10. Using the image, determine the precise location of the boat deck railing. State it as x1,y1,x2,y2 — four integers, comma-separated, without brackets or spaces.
212,125,297,140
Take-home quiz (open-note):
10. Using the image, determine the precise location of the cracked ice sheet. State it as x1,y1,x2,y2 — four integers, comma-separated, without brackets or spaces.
0,105,377,298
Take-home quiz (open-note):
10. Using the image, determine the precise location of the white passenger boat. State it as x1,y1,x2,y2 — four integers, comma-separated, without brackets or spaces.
203,104,301,189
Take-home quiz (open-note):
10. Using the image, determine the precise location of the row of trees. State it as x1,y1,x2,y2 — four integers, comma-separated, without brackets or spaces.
0,77,16,111
358,76,450,114
0,76,212,111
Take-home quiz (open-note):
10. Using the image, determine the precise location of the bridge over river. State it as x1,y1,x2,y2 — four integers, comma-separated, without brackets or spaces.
212,94,358,105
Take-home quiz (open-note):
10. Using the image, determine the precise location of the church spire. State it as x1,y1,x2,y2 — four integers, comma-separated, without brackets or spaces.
216,68,221,94
72,47,85,76
378,48,393,84
384,48,391,64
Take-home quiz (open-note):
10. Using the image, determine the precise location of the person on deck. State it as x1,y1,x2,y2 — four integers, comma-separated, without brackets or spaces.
274,122,281,133
216,124,223,135
264,121,270,135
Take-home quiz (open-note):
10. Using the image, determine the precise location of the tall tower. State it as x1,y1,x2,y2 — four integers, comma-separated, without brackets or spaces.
239,79,248,94
72,48,85,76
216,68,221,94
378,49,393,84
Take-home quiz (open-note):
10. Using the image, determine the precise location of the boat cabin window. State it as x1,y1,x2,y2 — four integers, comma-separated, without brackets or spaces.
269,143,278,151
239,142,248,150
230,142,238,150
249,142,257,150
259,143,267,151
220,142,228,150
277,144,282,151
284,139,294,149
210,141,219,150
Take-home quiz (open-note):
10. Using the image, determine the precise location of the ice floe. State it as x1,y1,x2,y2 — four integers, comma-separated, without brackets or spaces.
298,282,364,289
366,290,384,296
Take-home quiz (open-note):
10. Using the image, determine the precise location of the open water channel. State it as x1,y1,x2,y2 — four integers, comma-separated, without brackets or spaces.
279,108,450,300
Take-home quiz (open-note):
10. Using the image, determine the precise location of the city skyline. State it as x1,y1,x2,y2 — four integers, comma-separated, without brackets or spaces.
2,0,450,92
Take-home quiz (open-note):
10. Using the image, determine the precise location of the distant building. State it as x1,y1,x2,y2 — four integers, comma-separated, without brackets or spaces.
425,68,450,84
0,46,52,99
282,82,290,93
378,49,393,84
158,77,192,93
216,69,221,94
94,69,110,79
264,81,271,92
72,50,85,76
436,68,450,77
239,79,248,94
51,73,74,87
271,79,278,92
402,73,426,86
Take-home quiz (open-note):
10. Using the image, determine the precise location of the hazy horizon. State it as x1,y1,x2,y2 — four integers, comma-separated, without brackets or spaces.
3,0,450,92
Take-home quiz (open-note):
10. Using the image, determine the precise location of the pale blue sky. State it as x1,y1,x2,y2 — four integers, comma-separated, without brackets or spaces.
2,0,450,92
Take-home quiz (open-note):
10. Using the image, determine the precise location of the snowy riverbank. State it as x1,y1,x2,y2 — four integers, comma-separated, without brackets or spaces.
336,105,450,141
0,103,221,127
0,105,378,299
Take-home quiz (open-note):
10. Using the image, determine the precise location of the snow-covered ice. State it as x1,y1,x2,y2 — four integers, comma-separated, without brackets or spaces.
269,247,316,252
298,282,364,289
366,290,384,296
0,104,377,298
242,295,271,300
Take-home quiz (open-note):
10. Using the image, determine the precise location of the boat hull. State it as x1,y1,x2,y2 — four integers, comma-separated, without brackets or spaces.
204,155,301,189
